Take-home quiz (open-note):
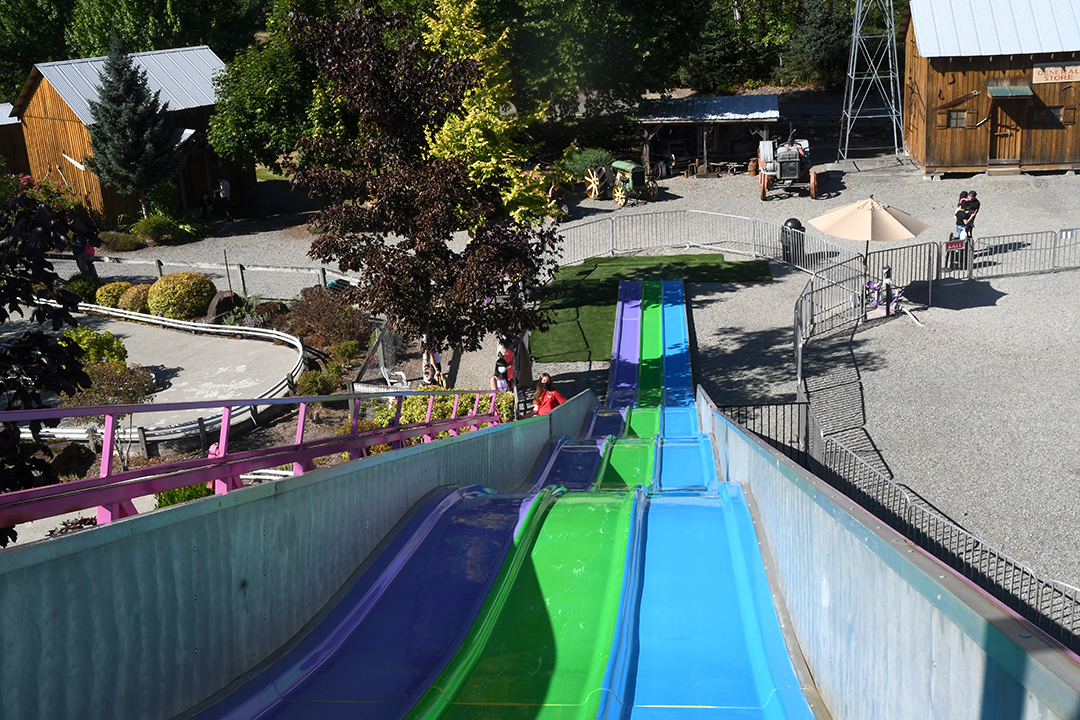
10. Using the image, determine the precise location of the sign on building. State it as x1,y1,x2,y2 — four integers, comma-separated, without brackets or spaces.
1033,63,1080,84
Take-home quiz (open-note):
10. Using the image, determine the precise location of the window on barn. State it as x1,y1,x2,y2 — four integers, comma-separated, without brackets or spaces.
1044,106,1064,125
947,110,967,128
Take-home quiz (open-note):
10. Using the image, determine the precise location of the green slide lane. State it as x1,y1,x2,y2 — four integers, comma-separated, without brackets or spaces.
408,492,635,720
595,440,654,490
626,407,660,439
637,280,664,407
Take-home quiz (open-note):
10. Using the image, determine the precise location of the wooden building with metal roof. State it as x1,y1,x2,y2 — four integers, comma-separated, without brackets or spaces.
9,46,253,225
903,0,1080,174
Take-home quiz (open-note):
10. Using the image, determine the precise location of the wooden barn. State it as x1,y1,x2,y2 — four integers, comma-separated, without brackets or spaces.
9,46,254,226
0,103,30,175
903,0,1080,174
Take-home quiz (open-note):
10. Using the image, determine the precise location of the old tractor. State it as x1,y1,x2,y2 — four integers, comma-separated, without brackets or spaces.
757,129,819,201
584,160,659,207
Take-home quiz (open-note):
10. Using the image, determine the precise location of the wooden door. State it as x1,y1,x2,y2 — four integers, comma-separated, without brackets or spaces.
989,100,1024,162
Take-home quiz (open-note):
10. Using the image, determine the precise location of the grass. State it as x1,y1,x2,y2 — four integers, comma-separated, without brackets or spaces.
530,253,771,363
255,166,288,182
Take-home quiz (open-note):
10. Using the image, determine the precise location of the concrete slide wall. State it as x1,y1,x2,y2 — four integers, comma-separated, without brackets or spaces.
700,396,1080,720
0,392,597,720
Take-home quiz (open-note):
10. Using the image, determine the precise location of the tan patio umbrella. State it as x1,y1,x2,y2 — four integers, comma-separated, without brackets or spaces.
808,195,930,255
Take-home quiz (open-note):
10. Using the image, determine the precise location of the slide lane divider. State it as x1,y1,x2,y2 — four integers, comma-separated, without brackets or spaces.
596,486,649,720
404,485,564,720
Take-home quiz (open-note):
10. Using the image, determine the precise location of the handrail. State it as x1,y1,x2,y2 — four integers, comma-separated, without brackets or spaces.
2,389,502,527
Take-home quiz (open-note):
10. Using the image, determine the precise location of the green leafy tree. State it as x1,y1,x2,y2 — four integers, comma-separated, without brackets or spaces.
84,41,185,217
424,0,551,224
783,0,852,85
287,6,561,355
0,0,73,102
1,197,95,546
66,0,266,60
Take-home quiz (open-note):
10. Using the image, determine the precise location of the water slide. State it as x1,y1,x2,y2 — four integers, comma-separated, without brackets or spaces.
195,279,815,720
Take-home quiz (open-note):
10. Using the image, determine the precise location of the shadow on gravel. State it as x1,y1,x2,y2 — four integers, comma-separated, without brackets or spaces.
532,364,610,407
692,323,797,405
925,279,1008,311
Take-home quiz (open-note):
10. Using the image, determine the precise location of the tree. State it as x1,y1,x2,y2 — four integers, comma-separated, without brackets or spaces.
287,6,560,355
65,0,266,60
0,0,73,103
423,0,552,225
84,41,185,218
0,197,94,546
783,0,852,85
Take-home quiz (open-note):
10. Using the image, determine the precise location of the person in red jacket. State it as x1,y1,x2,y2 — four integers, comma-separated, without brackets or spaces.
532,373,566,416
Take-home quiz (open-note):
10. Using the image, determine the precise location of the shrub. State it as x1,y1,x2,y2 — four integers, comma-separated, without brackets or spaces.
370,388,513,444
61,326,128,363
147,272,217,319
60,361,156,425
175,215,214,240
147,182,181,219
287,287,371,350
64,272,102,303
296,361,344,403
98,231,147,252
155,483,214,509
131,214,180,242
95,281,132,308
332,339,361,361
117,284,152,313
565,147,615,178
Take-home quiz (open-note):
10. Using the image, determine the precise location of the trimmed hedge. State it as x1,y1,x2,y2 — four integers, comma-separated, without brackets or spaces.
147,272,217,319
117,284,152,313
64,273,102,303
95,281,132,308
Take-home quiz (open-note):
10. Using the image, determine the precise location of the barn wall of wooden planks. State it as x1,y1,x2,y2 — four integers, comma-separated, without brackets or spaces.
18,76,254,227
905,22,1080,173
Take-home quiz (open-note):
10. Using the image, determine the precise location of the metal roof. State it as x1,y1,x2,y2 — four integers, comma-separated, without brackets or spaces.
12,46,224,126
0,103,18,126
910,0,1080,58
637,95,779,124
986,85,1034,96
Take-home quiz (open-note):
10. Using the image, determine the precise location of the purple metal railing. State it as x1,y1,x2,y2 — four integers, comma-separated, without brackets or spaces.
0,390,502,527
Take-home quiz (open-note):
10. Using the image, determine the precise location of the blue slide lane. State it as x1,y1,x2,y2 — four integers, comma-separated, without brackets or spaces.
657,439,718,494
527,438,608,493
661,280,693,408
629,486,814,719
197,487,532,720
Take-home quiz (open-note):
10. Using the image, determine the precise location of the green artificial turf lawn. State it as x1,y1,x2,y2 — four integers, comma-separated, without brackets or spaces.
530,253,772,363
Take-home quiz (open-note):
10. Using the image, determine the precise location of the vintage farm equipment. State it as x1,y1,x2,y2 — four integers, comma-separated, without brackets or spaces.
584,160,659,207
758,129,820,201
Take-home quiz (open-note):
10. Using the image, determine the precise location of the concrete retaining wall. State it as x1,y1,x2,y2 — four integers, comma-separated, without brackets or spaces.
701,397,1080,720
0,392,597,720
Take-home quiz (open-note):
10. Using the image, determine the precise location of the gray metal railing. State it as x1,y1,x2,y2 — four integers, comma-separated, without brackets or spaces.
936,228,1080,281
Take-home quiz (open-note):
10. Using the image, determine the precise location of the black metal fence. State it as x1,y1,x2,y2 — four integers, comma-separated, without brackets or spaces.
714,403,810,468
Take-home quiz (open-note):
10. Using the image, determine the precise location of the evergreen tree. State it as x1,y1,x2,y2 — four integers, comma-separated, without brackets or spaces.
84,40,185,217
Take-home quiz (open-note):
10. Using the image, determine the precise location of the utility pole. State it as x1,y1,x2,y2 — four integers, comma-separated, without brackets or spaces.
838,0,906,167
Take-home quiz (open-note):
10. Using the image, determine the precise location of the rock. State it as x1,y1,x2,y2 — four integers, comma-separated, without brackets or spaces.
207,291,242,319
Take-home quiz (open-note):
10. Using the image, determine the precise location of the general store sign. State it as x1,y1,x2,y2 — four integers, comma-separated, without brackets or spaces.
1033,63,1080,83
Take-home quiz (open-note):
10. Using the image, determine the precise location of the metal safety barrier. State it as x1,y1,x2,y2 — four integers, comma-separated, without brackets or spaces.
1,389,502,527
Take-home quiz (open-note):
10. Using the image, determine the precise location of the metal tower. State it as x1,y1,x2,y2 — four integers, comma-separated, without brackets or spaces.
838,0,905,166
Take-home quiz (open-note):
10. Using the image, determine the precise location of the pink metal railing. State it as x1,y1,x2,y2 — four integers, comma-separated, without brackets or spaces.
0,390,502,528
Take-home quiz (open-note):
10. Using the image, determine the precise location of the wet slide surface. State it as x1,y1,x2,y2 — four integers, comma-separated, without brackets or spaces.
411,492,635,720
196,488,530,720
631,488,812,719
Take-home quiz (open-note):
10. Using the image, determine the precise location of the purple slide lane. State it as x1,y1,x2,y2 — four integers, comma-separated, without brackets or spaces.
608,280,642,410
195,486,530,720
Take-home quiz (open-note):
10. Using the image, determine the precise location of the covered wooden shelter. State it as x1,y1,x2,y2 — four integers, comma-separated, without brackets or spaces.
9,46,254,225
636,95,779,176
902,0,1080,174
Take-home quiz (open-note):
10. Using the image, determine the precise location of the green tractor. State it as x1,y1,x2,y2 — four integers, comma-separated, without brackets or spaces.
584,160,659,207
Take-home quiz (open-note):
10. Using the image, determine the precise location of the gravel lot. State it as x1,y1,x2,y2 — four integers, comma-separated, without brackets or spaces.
76,164,1080,588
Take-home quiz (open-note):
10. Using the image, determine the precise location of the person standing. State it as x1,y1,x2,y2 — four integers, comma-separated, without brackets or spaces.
490,361,510,393
962,190,980,240
217,177,233,221
532,373,566,416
